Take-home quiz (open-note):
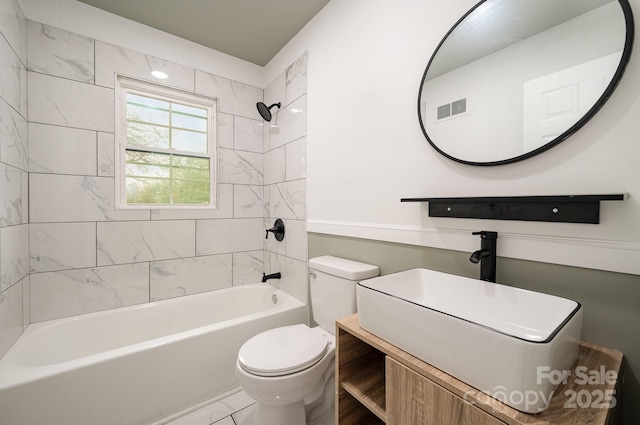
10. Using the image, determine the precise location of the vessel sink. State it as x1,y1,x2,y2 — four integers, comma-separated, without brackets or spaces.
357,268,582,413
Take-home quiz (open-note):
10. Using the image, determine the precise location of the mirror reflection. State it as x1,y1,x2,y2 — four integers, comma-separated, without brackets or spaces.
418,0,632,165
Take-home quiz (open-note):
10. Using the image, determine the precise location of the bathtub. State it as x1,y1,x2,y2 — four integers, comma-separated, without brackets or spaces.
0,283,308,425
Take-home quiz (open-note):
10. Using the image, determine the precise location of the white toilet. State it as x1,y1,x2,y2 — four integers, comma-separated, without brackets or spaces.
235,256,379,425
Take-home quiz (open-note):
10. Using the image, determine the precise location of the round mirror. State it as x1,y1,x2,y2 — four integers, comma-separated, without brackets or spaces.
418,0,634,166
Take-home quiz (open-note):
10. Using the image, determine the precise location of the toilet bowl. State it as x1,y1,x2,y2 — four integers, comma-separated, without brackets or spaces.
236,325,335,425
234,256,379,425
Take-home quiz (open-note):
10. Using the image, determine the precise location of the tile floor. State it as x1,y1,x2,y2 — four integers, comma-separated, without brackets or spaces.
164,390,256,425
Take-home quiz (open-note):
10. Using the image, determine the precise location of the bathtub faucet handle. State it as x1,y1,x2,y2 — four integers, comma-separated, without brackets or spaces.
265,219,285,241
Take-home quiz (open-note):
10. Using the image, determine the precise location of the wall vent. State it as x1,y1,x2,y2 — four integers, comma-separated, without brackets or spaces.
437,98,467,120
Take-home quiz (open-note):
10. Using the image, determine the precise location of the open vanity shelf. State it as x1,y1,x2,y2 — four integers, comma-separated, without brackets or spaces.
336,313,623,425
336,324,387,424
400,194,626,224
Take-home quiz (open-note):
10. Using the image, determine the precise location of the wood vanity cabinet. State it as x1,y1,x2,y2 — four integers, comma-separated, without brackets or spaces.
386,358,505,425
336,314,623,425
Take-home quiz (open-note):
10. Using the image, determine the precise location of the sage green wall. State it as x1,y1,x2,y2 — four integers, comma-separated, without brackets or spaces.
309,233,640,424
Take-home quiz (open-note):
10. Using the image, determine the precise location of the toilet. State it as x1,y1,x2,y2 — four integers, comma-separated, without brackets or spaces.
235,256,379,425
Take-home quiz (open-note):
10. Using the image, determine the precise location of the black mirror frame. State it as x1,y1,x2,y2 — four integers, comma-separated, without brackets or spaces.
417,0,635,166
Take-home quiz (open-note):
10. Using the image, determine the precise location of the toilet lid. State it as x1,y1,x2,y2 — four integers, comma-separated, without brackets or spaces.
238,324,328,377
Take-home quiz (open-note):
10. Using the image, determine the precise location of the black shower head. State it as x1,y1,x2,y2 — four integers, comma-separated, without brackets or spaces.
256,102,281,122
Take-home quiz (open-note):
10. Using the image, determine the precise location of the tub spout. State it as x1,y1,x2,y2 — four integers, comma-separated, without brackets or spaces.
262,272,281,283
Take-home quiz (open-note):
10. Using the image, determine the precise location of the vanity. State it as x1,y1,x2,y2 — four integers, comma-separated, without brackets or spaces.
335,314,623,425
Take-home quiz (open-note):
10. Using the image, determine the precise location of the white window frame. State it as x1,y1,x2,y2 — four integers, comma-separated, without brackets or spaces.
115,75,218,210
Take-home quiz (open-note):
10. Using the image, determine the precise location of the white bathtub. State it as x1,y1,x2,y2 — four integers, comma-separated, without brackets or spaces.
0,283,308,425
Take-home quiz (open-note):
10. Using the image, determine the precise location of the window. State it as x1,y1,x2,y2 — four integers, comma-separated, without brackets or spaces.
115,76,217,209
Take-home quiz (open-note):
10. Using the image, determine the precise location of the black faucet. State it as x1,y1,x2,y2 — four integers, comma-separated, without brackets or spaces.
265,219,285,241
262,272,281,283
470,231,498,282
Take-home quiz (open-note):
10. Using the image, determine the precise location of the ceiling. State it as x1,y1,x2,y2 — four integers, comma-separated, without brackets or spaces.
76,0,331,66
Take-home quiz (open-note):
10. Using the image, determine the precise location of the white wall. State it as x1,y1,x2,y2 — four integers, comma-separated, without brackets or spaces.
267,0,640,275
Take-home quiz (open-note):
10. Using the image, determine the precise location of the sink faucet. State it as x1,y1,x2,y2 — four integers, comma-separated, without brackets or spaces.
470,231,498,282
262,272,281,283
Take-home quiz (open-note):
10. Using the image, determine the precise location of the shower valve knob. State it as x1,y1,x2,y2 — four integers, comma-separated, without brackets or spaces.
265,218,285,241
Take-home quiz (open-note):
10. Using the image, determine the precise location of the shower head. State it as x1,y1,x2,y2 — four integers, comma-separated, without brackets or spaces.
256,102,281,122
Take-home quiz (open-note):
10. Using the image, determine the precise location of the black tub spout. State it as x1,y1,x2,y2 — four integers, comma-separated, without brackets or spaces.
262,272,281,283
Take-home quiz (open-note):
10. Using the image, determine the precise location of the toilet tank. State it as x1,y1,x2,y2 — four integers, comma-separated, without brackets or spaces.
308,256,379,334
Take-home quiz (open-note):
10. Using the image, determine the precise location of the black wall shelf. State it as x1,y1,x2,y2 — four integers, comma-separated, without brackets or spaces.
400,194,626,224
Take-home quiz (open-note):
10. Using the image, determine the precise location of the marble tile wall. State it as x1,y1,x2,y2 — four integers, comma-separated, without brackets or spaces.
263,53,309,304
0,0,29,358
23,19,308,323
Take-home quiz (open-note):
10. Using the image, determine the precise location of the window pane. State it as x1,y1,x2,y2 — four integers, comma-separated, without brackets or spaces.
125,150,171,165
127,122,170,149
172,155,210,204
172,111,207,132
172,155,209,169
125,163,170,179
124,150,210,205
173,180,210,204
127,104,170,125
128,93,168,110
126,151,171,178
173,103,207,118
126,177,171,204
172,155,210,181
127,94,170,125
172,129,208,153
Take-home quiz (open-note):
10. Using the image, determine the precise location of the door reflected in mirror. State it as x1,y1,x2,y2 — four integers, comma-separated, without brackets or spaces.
418,0,634,165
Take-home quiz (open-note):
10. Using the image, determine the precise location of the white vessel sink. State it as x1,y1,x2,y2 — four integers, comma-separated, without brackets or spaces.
357,268,582,413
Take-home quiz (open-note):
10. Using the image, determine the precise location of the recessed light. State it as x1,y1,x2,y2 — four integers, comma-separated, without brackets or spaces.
151,70,169,79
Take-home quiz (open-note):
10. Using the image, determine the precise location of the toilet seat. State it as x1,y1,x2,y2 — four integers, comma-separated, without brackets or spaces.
238,324,328,377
